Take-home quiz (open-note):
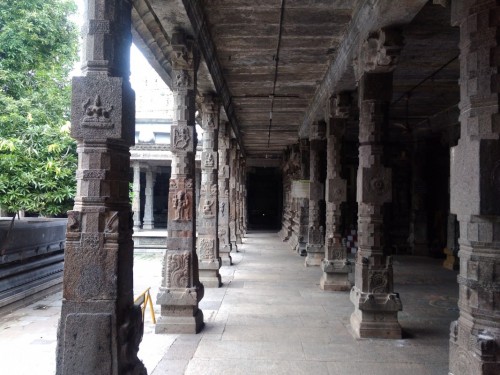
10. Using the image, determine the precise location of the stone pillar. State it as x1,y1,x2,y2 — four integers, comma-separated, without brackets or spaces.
449,2,500,373
197,95,221,288
305,120,326,266
143,166,156,230
229,140,238,251
218,122,232,264
409,141,428,255
155,32,204,334
297,139,310,255
320,93,351,290
350,28,403,339
236,155,245,243
132,161,142,230
56,0,146,374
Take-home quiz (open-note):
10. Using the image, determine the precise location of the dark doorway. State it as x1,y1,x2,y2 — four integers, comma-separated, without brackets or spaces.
247,167,283,230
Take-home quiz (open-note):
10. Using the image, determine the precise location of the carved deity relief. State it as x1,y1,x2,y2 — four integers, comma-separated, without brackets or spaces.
172,190,190,221
199,238,215,260
202,198,215,218
172,127,191,150
82,95,113,128
203,152,215,168
220,202,226,217
166,251,191,288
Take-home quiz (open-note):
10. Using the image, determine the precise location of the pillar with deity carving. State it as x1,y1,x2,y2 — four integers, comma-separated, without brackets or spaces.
155,32,204,334
218,122,232,264
56,0,146,373
305,120,326,266
320,93,351,291
349,28,403,339
197,95,222,287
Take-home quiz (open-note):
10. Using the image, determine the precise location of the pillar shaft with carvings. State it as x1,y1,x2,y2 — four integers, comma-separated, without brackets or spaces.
320,93,351,290
132,162,142,230
296,139,310,255
156,33,204,334
229,140,238,250
350,28,403,339
305,121,326,266
143,166,155,230
197,95,222,287
218,122,232,264
56,0,146,373
449,2,500,374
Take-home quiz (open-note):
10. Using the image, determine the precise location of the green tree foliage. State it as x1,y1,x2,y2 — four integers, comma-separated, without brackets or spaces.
0,0,79,215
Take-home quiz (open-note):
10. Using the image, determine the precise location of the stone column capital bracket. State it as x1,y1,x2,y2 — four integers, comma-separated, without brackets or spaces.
354,27,404,81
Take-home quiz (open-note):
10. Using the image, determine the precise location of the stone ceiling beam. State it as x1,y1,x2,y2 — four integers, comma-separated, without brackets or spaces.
182,0,246,157
298,0,428,138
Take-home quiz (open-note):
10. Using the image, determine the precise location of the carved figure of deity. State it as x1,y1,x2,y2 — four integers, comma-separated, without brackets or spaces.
173,190,190,221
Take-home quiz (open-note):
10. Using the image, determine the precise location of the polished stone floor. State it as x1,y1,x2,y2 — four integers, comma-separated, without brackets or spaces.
0,231,458,374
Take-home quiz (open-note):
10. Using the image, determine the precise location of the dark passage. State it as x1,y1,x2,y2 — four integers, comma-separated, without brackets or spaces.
246,167,283,230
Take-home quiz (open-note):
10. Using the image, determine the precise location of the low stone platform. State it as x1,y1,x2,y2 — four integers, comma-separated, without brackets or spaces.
133,229,168,252
0,231,458,374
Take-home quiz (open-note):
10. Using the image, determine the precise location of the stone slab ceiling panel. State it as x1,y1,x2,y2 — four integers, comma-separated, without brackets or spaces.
201,0,354,157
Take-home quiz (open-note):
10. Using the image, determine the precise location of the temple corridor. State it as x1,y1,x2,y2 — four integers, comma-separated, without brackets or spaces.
0,232,457,374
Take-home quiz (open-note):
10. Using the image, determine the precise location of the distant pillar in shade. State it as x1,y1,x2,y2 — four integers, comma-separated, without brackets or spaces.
143,166,156,230
320,92,351,291
349,28,404,339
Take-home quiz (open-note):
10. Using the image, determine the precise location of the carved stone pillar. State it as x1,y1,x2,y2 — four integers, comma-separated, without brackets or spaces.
56,1,146,374
132,161,142,230
320,93,351,290
218,122,232,264
229,140,238,251
236,155,246,243
143,166,156,230
449,2,500,374
156,32,204,334
197,95,221,288
297,139,310,255
305,121,326,266
350,28,404,339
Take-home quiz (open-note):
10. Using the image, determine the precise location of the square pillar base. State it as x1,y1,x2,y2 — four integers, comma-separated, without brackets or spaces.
305,244,323,266
155,308,204,334
350,287,402,339
199,259,222,288
320,259,351,290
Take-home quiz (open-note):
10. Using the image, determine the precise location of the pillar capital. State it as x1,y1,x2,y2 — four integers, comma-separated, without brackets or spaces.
354,27,404,80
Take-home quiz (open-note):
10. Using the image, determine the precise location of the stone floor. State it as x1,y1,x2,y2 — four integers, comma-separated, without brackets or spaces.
0,231,458,374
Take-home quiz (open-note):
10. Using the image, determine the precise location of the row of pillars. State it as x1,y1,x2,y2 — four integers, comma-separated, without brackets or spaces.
55,0,499,374
281,10,500,375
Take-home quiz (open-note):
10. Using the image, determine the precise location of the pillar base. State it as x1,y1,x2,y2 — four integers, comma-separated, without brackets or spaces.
199,259,222,288
305,244,323,266
230,241,238,252
155,308,204,334
142,223,154,230
349,287,402,339
319,260,351,291
220,250,233,265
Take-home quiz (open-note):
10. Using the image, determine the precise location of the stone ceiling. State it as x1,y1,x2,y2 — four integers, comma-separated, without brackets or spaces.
132,0,461,160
